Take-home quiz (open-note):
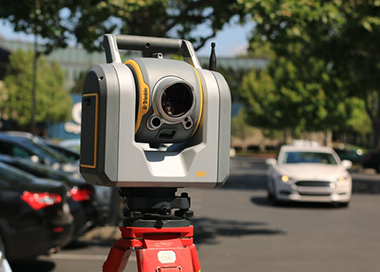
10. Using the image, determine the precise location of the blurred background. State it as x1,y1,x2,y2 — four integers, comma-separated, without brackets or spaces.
1,1,379,154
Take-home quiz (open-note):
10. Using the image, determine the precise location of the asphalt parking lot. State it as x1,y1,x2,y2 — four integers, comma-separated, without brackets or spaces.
10,156,380,272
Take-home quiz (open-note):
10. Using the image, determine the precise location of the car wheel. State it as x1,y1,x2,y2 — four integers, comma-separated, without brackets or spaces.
267,189,273,200
271,194,281,206
269,183,281,206
332,201,349,208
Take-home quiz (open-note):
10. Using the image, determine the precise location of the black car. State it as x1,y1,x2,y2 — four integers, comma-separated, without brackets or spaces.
2,132,80,163
4,131,79,162
0,155,98,238
0,235,12,271
0,162,74,261
0,133,78,173
362,149,380,172
333,147,364,164
0,132,116,226
45,142,80,163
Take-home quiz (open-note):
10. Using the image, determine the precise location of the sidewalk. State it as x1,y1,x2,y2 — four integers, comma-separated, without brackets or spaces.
80,225,120,242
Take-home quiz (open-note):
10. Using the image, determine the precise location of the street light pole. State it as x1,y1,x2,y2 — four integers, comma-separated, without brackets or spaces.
31,33,37,136
30,0,41,136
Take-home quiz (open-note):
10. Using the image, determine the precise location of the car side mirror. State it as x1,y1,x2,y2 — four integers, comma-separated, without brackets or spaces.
341,160,352,169
265,158,277,166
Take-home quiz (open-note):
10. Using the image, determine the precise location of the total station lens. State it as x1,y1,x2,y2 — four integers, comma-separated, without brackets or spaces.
161,83,193,117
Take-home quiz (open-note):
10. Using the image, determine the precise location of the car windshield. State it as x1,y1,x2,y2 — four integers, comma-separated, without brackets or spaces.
14,158,70,181
282,151,337,165
19,139,69,163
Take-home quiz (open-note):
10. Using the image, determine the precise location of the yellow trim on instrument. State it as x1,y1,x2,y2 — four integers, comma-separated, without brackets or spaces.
80,93,98,169
191,67,203,137
196,171,206,177
125,59,150,133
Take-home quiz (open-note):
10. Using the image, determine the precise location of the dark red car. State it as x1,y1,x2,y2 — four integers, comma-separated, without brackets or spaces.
0,155,98,238
0,162,74,262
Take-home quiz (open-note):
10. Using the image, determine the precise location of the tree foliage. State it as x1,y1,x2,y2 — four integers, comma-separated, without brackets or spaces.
239,0,379,146
231,109,258,151
71,70,88,94
216,66,247,103
231,109,256,140
241,60,370,137
0,0,246,53
0,50,71,126
344,97,372,134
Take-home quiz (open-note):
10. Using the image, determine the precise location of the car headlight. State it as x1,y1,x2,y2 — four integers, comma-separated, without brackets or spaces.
337,176,348,182
281,175,291,182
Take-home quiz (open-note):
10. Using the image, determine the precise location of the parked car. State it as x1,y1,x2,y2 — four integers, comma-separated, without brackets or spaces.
333,146,364,164
0,162,74,261
0,133,78,173
58,139,80,152
0,236,12,272
45,142,80,163
0,155,98,238
266,144,352,207
362,149,380,173
3,132,80,163
56,138,119,225
1,132,117,225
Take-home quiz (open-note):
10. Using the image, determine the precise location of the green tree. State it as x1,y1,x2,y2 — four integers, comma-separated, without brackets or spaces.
71,70,88,94
217,66,246,103
344,97,372,134
239,0,380,147
231,109,256,151
241,55,370,140
0,0,246,52
0,50,71,127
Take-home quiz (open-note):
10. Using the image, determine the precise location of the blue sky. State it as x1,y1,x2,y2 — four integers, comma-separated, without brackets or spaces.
0,19,253,58
196,22,253,57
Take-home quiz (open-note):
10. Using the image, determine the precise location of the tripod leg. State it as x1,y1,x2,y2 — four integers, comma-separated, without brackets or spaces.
103,239,133,272
189,244,201,272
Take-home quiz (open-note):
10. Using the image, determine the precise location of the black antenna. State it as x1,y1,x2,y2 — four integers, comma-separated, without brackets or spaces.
209,42,217,71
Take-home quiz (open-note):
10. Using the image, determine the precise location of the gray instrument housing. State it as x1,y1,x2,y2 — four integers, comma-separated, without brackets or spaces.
80,34,231,188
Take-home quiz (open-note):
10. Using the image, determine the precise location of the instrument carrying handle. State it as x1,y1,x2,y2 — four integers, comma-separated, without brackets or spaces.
103,34,201,68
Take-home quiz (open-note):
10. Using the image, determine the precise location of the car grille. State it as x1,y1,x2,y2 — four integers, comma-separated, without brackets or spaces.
295,181,331,187
298,192,331,196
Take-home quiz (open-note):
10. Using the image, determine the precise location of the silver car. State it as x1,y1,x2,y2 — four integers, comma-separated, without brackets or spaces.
266,144,352,207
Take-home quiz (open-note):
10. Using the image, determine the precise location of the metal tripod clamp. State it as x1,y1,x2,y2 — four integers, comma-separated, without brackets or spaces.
103,34,202,68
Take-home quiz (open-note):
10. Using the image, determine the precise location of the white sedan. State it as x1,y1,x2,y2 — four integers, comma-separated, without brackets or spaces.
266,144,352,207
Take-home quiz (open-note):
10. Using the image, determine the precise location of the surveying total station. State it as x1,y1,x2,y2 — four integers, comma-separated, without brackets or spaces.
80,34,231,272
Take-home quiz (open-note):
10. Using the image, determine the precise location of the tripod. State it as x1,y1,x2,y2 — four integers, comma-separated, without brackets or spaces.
103,188,201,272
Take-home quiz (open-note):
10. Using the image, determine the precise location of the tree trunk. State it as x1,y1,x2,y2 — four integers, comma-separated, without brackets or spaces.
324,130,333,147
372,120,380,149
241,137,248,152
